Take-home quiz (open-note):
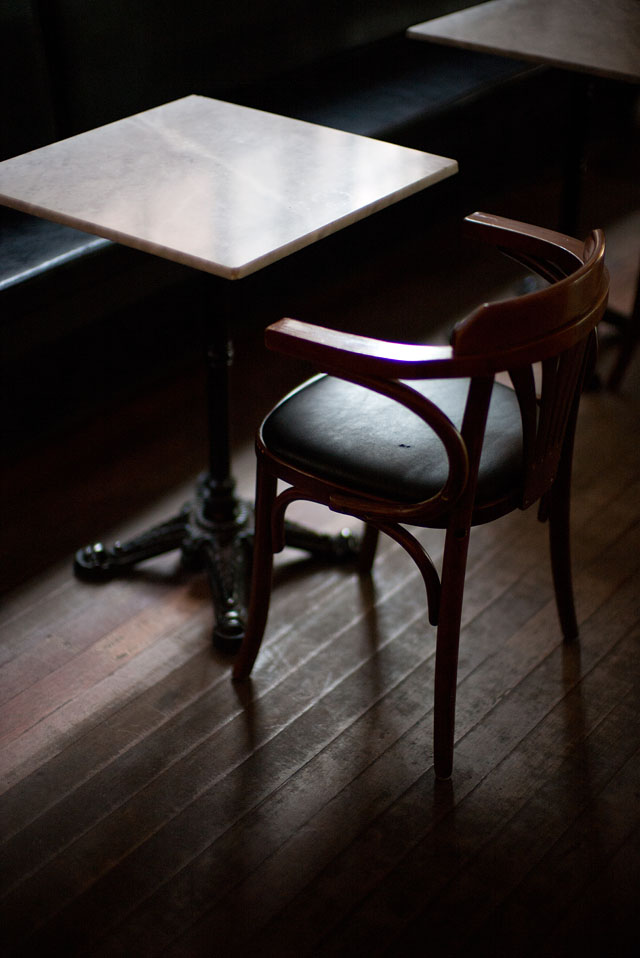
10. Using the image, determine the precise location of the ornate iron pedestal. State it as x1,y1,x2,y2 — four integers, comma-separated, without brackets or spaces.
74,277,359,648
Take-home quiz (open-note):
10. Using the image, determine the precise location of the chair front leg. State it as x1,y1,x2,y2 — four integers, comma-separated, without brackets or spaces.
233,463,278,679
433,524,471,779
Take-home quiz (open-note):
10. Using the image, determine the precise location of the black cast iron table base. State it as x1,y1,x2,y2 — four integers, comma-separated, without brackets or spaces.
74,473,359,650
72,274,359,650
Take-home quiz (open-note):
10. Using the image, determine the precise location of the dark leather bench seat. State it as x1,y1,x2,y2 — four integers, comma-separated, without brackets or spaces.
235,37,539,141
0,210,109,296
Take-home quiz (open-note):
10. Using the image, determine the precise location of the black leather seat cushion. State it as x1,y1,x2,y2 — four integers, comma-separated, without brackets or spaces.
262,374,524,507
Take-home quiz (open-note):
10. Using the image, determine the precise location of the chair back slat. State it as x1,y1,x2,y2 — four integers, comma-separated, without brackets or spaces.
516,336,592,507
506,364,538,483
502,251,570,284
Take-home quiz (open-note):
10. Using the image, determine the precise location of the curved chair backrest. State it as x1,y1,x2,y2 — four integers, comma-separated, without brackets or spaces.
455,212,607,359
455,212,608,512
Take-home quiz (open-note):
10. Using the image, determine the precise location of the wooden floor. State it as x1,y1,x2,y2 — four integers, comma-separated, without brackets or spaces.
1,205,639,956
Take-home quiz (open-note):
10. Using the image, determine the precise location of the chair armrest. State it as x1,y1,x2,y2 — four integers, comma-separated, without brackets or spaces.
265,317,480,523
464,211,586,273
265,317,458,380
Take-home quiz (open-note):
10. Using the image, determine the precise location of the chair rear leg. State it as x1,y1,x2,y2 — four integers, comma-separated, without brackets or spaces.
548,465,578,643
548,397,579,642
233,464,278,679
433,526,470,779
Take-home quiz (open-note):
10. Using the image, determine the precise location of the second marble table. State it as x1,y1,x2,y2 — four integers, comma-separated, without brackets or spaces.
0,95,457,644
407,0,640,84
408,0,640,388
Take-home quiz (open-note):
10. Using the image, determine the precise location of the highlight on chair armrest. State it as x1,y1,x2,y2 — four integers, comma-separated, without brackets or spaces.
264,318,453,378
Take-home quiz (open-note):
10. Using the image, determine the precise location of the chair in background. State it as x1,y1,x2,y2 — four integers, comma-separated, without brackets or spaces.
233,212,609,779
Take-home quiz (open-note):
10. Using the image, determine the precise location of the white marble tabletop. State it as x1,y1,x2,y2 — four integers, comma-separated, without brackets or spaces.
408,0,640,84
0,95,457,280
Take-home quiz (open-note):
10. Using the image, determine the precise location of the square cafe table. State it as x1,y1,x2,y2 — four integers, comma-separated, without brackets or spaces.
0,95,457,645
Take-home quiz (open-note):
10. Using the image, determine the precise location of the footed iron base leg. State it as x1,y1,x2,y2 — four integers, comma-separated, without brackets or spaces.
283,519,359,561
74,476,362,649
74,475,253,648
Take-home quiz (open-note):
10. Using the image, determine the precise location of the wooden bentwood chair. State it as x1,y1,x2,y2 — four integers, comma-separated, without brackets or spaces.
233,213,609,779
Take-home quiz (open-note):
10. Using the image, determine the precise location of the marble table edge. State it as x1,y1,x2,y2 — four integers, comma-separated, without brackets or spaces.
0,164,458,282
407,26,639,84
